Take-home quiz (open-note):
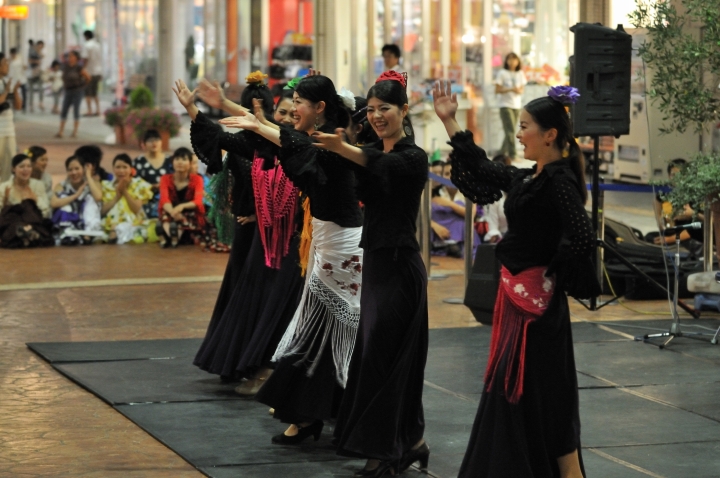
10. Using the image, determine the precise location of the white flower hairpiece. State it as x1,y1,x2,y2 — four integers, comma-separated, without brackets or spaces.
337,87,356,110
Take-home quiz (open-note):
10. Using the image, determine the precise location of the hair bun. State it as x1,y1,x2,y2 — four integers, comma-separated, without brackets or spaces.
246,70,268,86
376,70,407,88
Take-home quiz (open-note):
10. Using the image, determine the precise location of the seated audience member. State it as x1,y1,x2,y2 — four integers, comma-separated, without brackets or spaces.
431,162,481,257
133,129,173,219
50,155,103,245
483,154,510,243
75,144,111,184
101,153,153,244
0,154,53,248
429,159,444,197
647,158,704,257
27,146,52,199
157,147,206,248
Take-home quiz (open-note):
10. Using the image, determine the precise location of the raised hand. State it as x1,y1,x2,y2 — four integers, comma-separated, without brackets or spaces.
196,79,226,109
432,80,458,122
219,111,261,132
171,79,197,108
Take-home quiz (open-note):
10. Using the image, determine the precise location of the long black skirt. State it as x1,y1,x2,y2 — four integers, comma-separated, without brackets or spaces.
193,228,303,380
200,221,256,353
256,340,344,424
333,247,428,462
458,292,585,477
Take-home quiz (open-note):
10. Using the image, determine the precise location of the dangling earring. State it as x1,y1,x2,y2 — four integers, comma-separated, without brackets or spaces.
545,141,550,147
314,116,320,130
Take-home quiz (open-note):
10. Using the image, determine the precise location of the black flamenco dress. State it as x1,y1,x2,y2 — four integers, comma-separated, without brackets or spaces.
255,127,364,425
190,112,305,380
447,131,600,478
332,137,430,463
198,148,256,342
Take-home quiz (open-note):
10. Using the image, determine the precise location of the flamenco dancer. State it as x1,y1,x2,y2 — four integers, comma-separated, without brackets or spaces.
174,73,305,388
305,71,429,477
433,81,599,478
219,77,369,444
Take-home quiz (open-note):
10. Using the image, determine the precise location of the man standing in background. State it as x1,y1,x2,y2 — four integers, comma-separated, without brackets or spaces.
381,44,402,72
82,30,103,117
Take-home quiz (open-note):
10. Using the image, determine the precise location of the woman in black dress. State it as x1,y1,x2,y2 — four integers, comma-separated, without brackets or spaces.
432,81,599,478
307,71,429,477
219,76,367,445
173,75,305,386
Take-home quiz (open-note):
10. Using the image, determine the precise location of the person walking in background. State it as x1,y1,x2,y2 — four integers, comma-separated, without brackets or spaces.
0,53,22,182
55,51,90,139
381,44,401,72
8,48,26,114
27,40,45,113
495,52,526,159
82,30,103,117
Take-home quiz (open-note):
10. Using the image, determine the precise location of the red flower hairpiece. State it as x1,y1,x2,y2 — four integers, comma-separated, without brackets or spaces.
376,70,407,88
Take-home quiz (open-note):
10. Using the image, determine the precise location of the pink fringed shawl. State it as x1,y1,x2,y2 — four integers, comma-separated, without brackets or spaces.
252,156,299,269
485,265,555,404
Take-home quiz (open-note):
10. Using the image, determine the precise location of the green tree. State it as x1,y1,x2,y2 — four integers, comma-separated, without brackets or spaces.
629,0,720,135
632,0,720,262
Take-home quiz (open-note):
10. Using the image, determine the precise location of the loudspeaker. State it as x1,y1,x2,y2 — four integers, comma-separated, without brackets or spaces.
463,244,501,325
570,23,632,137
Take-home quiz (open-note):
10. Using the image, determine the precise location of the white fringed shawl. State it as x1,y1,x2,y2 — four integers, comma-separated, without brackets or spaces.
272,219,363,387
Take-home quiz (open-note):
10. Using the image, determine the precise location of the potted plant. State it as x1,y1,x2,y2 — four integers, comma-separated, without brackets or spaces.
631,0,720,263
125,107,181,151
104,106,129,145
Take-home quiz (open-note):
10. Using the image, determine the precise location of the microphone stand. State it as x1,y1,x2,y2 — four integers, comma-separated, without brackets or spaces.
636,231,715,349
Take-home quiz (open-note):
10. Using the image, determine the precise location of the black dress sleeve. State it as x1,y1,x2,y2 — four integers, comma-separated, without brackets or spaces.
277,127,330,195
189,111,259,175
546,171,601,299
447,130,516,205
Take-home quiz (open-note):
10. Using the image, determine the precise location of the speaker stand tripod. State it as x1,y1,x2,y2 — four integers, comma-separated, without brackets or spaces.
635,234,716,348
576,136,698,317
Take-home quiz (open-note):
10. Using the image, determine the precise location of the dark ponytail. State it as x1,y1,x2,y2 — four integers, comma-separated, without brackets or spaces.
524,96,587,203
566,136,587,203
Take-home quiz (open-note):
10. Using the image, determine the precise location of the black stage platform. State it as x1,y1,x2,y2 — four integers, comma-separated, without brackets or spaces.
28,319,720,478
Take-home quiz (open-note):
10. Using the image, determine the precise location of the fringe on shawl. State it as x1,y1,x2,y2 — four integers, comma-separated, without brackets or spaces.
298,195,313,276
484,266,553,404
252,157,299,269
272,273,359,387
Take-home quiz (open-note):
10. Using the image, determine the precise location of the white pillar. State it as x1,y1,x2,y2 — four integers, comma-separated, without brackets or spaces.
315,0,352,89
158,0,184,110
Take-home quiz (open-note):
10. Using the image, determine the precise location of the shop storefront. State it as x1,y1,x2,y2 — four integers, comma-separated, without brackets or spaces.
324,0,579,153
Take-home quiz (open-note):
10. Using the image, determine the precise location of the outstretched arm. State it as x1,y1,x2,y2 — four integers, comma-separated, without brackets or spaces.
219,111,281,146
196,79,249,117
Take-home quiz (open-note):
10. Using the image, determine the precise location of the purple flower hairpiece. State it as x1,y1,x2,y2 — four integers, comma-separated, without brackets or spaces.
547,86,580,105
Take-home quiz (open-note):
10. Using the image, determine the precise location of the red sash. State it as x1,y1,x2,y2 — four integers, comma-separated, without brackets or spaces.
485,266,555,404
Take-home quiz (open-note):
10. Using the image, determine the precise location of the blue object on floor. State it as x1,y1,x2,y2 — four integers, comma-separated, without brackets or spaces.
694,293,720,312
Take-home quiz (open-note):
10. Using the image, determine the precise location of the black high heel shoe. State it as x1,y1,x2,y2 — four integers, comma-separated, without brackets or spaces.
271,420,323,445
398,442,430,473
353,461,396,477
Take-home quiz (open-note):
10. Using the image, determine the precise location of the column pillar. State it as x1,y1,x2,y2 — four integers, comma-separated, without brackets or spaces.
227,0,239,84
158,0,183,110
